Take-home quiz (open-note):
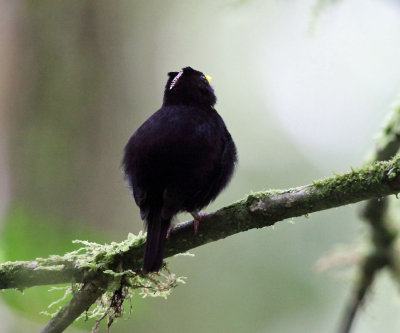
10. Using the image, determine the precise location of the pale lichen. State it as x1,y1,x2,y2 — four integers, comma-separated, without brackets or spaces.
40,233,187,332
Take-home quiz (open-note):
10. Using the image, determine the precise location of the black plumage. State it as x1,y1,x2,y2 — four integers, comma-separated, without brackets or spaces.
123,67,237,273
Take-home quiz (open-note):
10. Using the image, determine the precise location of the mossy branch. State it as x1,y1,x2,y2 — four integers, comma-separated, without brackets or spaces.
338,97,400,333
2,155,400,291
2,153,400,332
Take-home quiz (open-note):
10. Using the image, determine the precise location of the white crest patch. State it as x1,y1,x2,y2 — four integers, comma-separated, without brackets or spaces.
169,71,183,90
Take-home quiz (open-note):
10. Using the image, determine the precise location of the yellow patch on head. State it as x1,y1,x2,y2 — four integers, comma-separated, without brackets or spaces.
205,75,212,83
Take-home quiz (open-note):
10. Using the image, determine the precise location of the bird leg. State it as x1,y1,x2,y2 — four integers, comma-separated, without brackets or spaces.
190,211,206,235
166,222,177,239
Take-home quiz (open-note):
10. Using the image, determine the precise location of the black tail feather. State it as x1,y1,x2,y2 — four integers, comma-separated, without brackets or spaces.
143,213,171,273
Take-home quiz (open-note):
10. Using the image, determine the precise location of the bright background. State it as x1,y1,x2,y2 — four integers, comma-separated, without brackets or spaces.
1,0,400,332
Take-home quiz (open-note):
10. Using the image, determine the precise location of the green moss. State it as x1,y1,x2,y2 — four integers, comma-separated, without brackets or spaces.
309,157,400,201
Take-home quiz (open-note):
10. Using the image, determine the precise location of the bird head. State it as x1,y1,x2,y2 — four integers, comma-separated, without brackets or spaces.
163,67,217,107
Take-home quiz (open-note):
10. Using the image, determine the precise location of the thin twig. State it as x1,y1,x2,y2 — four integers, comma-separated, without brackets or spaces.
40,282,106,333
338,251,388,333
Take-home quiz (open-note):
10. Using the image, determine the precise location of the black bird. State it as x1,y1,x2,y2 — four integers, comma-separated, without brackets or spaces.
123,67,237,273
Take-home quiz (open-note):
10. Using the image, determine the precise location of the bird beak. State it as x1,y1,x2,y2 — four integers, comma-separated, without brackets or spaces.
205,75,212,83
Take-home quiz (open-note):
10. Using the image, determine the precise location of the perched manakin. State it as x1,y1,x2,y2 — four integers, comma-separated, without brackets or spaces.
123,67,237,272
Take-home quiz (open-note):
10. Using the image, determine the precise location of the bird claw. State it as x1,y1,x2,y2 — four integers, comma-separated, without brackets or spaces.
191,211,207,235
166,222,177,239
194,219,200,235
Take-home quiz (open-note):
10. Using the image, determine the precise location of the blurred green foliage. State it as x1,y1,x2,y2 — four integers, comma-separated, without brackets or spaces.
0,205,107,329
2,0,400,332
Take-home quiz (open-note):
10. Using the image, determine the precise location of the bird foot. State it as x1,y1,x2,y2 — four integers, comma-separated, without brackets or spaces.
166,222,177,239
191,211,207,235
